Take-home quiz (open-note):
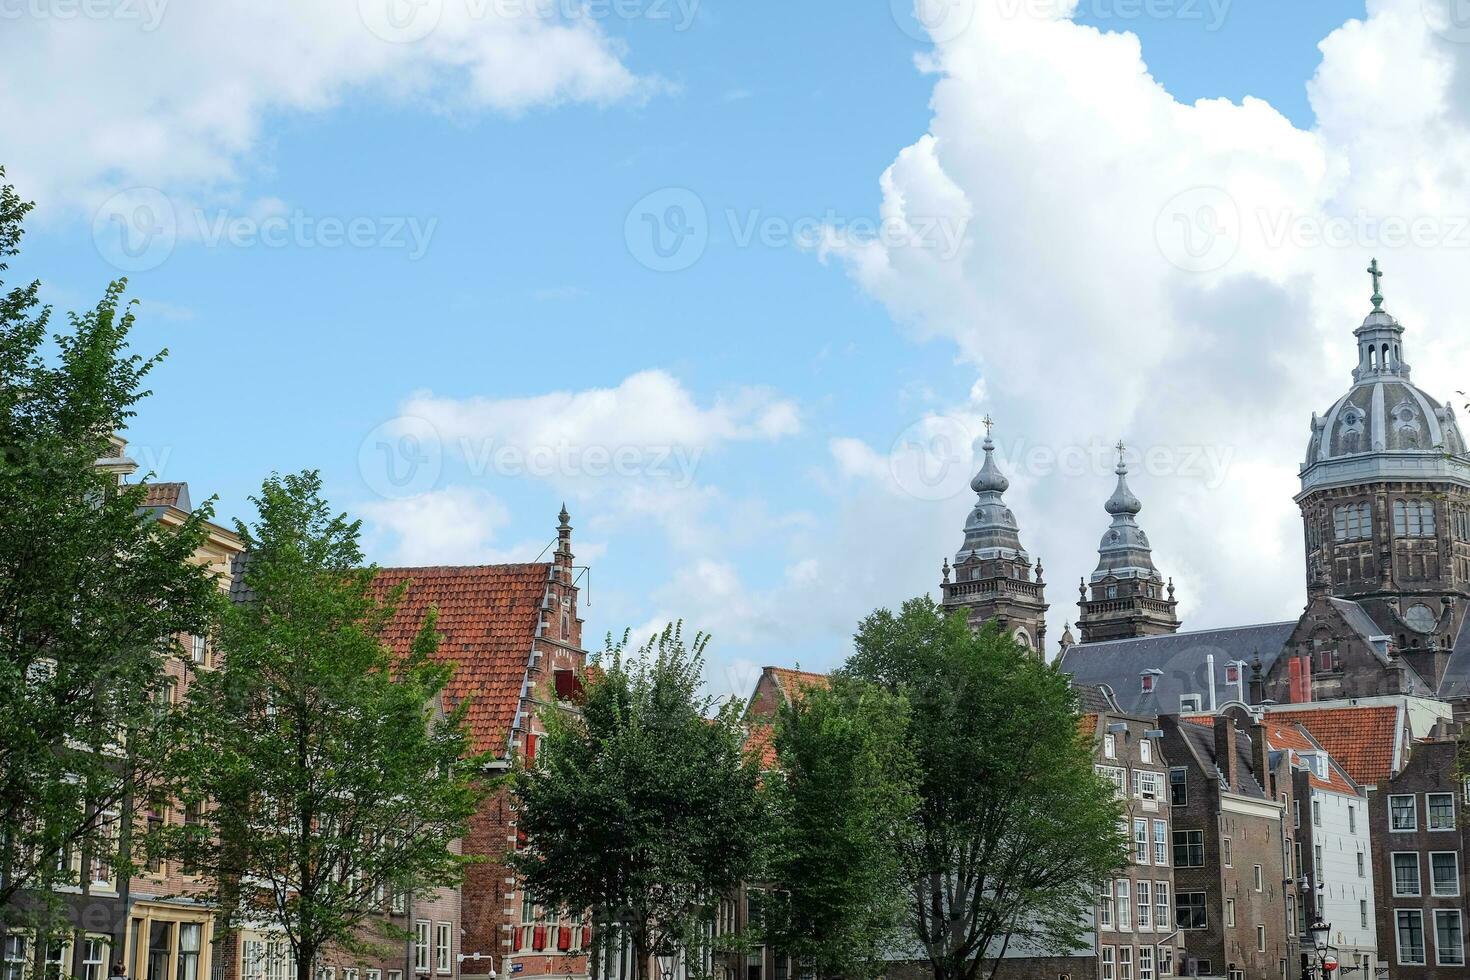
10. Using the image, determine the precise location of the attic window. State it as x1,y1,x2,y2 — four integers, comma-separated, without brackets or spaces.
1225,665,1239,684
1180,695,1201,712
1141,672,1158,694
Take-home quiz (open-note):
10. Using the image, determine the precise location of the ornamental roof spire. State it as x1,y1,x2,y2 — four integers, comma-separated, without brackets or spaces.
970,414,1010,494
1091,440,1159,581
1368,257,1385,312
953,417,1028,563
1104,440,1143,516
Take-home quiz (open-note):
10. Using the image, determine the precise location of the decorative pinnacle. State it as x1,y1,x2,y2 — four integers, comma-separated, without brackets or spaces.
1368,257,1385,311
558,503,571,527
1115,439,1128,474
982,414,995,438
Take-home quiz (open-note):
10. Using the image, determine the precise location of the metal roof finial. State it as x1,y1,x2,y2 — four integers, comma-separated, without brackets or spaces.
1368,257,1385,311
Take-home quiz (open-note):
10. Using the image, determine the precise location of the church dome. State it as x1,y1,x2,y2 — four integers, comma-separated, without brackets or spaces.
1300,264,1470,494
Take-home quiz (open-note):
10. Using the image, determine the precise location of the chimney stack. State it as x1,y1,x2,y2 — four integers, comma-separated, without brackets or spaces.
1250,719,1271,797
1213,716,1237,793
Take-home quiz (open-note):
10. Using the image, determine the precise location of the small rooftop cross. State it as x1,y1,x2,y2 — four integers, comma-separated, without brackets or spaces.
1115,439,1127,467
982,414,994,437
1367,257,1385,311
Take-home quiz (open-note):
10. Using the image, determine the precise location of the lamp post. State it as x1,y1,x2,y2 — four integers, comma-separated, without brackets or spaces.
1302,921,1336,980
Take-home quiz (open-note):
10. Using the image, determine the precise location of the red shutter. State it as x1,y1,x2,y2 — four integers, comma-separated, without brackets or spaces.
511,927,521,952
581,927,591,949
558,927,572,951
524,733,537,762
516,828,528,850
532,926,546,951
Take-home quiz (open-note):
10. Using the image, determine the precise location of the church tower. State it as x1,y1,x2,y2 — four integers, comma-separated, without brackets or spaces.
1076,443,1181,643
1298,259,1470,687
940,419,1049,657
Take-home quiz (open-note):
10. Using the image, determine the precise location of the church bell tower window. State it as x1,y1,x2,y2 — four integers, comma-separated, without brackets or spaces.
1333,503,1371,542
1393,500,1436,537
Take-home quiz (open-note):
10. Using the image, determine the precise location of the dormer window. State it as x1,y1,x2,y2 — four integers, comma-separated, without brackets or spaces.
1140,670,1161,694
1225,664,1239,684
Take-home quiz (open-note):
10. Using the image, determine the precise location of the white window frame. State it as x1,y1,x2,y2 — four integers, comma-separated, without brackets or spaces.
1134,770,1161,804
1257,925,1266,952
1253,864,1263,892
1225,899,1235,927
414,921,431,974
1138,945,1153,980
1104,734,1116,759
1100,880,1114,930
1152,820,1167,866
1392,852,1421,897
1101,946,1115,980
1430,851,1460,897
1389,794,1418,832
1140,740,1152,764
1427,792,1456,831
1134,819,1150,865
1118,946,1133,980
1137,881,1151,930
1116,879,1131,930
1434,909,1465,967
1396,909,1426,966
1157,945,1173,977
1154,881,1168,930
435,922,451,974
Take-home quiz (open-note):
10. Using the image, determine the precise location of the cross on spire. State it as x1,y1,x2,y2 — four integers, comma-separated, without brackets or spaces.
982,414,995,437
1115,439,1127,468
1367,257,1385,311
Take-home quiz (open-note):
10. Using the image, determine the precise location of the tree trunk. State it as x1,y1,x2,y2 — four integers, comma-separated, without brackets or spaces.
297,945,315,980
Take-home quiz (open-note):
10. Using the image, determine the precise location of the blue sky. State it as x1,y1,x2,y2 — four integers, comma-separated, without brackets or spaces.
18,0,1470,699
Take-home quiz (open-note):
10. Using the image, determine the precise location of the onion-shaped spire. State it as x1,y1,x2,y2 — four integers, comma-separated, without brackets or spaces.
1105,442,1142,516
970,426,1010,494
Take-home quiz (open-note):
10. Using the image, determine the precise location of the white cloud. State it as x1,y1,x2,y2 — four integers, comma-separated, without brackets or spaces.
815,0,1470,649
360,485,521,566
0,1,660,214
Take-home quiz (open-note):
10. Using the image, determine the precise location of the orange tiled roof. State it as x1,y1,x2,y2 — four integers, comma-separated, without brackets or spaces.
373,564,549,758
1265,721,1358,794
1267,706,1400,785
1078,713,1098,741
768,667,829,700
746,723,778,769
140,482,187,508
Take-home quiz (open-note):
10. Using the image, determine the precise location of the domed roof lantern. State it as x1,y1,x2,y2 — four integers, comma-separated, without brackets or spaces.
1353,258,1411,382
1105,441,1143,516
970,417,1010,494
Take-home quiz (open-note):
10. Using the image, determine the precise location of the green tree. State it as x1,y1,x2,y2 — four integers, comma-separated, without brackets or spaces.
0,170,218,941
846,597,1125,980
763,675,916,980
512,624,767,980
170,472,489,980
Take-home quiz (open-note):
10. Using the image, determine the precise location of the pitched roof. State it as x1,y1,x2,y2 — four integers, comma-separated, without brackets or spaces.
767,667,829,701
1172,718,1269,799
1264,705,1401,785
1438,615,1470,700
1263,721,1359,795
139,481,190,510
373,564,550,758
1059,622,1296,715
746,723,778,770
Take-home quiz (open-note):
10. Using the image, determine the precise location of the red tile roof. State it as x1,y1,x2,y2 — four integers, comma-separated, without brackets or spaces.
1078,713,1098,741
746,723,778,770
140,482,187,508
373,564,549,758
768,667,829,701
1264,721,1358,794
1266,706,1400,785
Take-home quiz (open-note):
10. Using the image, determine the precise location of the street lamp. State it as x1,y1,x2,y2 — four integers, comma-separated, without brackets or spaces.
1307,920,1331,953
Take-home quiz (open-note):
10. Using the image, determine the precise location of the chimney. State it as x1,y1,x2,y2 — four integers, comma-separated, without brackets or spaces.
1248,652,1265,705
1213,716,1237,794
1250,719,1271,797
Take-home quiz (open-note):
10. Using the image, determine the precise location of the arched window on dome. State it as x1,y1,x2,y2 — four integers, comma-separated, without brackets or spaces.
1333,503,1371,542
1393,500,1436,537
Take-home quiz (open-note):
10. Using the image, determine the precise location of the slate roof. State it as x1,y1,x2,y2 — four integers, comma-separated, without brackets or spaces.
1437,615,1470,700
1172,718,1269,799
372,564,550,758
1059,622,1297,715
1264,705,1401,785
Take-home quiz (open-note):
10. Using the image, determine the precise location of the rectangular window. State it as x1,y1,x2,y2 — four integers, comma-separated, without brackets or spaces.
1135,771,1161,804
1257,925,1266,952
1435,910,1465,966
1431,852,1460,896
1105,734,1116,759
1428,793,1456,830
1222,837,1232,867
1348,803,1357,833
3,935,26,980
1313,800,1322,827
1141,739,1152,764
1138,946,1153,980
1169,768,1187,807
1152,820,1167,865
1253,864,1263,891
432,922,449,975
1134,819,1150,864
1137,881,1151,930
1397,910,1426,965
1154,881,1169,929
1172,830,1204,868
1357,851,1365,878
1098,766,1127,799
1100,880,1114,929
81,938,109,980
1315,844,1324,871
177,923,201,980
414,921,431,974
1157,946,1173,977
1101,946,1114,980
1393,853,1421,896
435,922,451,974
192,634,207,663
367,972,381,980
1360,901,1369,929
1118,946,1132,980
1390,795,1417,831
1225,899,1236,927
1116,880,1131,930
1176,893,1207,930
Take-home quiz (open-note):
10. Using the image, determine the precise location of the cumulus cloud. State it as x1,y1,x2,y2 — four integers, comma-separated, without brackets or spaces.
0,1,661,214
815,0,1470,648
